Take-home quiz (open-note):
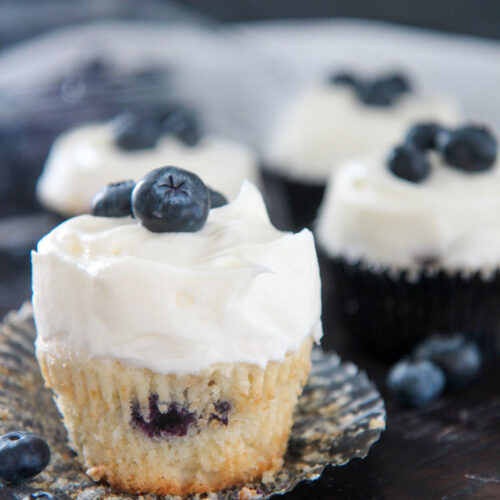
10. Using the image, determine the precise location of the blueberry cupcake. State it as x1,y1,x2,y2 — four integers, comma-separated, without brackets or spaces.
263,71,460,231
32,167,322,495
36,106,258,217
316,123,499,360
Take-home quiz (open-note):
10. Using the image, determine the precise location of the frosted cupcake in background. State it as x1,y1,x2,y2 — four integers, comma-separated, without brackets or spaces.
33,166,322,495
36,105,259,217
263,71,460,231
316,122,499,360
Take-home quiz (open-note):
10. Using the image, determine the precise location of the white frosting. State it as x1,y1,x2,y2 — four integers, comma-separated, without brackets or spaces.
316,151,500,272
266,84,460,183
33,182,322,375
37,123,259,216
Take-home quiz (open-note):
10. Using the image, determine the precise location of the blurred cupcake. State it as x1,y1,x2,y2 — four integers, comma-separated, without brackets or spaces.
33,167,322,496
263,71,460,231
36,106,258,217
316,123,500,360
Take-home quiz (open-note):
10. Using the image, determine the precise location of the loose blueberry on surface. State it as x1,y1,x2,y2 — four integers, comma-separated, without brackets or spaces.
387,144,430,183
406,123,444,151
414,334,482,389
113,111,162,151
161,107,201,147
91,180,135,217
328,71,358,87
0,487,16,500
439,125,497,172
387,359,446,408
132,166,210,233
208,188,228,208
0,432,50,483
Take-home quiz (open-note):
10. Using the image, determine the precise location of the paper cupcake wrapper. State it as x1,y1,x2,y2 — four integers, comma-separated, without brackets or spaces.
319,252,500,361
0,303,385,500
261,166,325,232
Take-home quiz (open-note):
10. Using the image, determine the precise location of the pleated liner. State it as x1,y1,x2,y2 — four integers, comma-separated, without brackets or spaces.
36,337,313,496
319,253,500,362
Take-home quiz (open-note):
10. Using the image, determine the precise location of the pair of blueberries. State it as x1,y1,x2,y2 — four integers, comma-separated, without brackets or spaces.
388,123,498,183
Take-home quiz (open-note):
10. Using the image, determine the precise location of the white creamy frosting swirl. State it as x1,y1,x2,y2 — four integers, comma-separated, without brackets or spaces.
316,152,500,273
33,182,322,375
266,84,460,183
37,123,259,216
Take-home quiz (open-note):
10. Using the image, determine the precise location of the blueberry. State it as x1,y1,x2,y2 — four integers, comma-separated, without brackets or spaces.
132,166,209,233
0,432,50,483
328,71,358,87
91,180,135,217
414,334,482,389
387,359,445,408
21,493,54,500
208,188,228,208
160,106,200,147
439,125,497,172
382,73,411,94
387,144,430,183
406,123,444,151
360,73,411,106
0,487,16,500
130,394,197,438
113,111,162,151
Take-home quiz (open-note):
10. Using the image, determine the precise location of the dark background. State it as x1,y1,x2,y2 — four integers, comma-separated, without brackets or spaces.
180,0,500,39
0,0,499,51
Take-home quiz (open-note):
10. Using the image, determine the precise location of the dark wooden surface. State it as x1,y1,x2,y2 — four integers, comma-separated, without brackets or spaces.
0,217,499,499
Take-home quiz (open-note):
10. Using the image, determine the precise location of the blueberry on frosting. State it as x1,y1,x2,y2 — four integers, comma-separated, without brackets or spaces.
388,144,430,183
406,122,444,151
438,125,497,172
329,71,411,106
92,180,135,217
328,71,358,87
113,105,200,151
161,106,201,147
132,166,210,233
208,187,228,208
114,111,162,150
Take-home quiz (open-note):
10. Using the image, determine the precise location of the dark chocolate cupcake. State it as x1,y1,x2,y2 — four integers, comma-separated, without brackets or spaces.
263,71,459,231
316,123,500,361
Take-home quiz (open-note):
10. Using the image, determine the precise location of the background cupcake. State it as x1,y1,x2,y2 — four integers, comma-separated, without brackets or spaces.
36,106,259,217
263,71,460,231
315,123,500,360
33,168,322,495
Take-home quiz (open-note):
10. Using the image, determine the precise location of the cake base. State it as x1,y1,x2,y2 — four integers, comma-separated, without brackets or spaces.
261,167,325,232
36,337,313,496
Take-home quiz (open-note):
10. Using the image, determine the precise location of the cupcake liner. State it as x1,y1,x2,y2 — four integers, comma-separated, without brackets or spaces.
319,250,500,361
36,338,313,496
0,303,385,500
261,166,325,232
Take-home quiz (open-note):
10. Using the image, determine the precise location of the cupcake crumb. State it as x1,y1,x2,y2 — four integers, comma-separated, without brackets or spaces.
86,465,107,481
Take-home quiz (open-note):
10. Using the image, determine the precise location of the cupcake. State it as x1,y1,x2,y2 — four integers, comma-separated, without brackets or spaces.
32,166,322,495
36,106,258,217
316,123,499,360
263,71,460,231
